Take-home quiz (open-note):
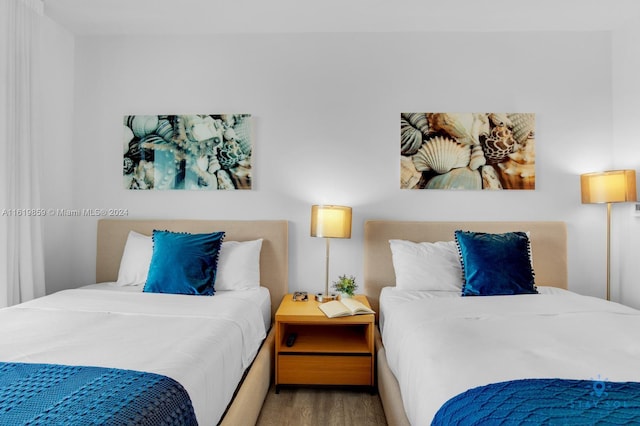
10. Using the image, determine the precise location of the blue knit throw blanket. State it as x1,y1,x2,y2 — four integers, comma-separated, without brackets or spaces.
0,362,197,425
433,378,640,425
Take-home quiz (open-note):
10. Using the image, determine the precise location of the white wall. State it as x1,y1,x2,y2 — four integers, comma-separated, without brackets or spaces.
39,16,75,294
613,18,640,308
43,31,614,298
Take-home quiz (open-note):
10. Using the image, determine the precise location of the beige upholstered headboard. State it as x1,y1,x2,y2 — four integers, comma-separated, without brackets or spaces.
364,221,568,314
96,219,288,319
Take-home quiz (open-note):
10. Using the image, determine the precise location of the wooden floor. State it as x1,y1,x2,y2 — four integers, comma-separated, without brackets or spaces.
256,385,388,426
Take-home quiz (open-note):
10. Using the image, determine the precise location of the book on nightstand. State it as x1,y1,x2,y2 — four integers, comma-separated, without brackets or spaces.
318,298,375,318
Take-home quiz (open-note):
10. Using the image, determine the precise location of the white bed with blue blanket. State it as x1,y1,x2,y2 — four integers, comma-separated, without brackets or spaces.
0,219,289,425
364,221,640,426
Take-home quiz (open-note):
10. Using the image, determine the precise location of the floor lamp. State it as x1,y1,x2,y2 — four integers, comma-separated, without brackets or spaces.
580,169,637,300
310,205,352,302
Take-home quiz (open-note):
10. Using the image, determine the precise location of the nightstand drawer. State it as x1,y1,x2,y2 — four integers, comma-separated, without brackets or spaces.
277,354,372,385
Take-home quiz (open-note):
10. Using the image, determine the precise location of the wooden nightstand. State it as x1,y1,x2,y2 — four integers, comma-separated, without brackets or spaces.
275,294,375,392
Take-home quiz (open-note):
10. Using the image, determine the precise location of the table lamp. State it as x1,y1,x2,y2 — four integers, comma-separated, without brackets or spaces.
310,205,352,302
581,169,637,300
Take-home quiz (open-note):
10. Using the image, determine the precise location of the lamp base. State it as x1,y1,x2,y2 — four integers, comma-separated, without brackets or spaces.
315,293,338,303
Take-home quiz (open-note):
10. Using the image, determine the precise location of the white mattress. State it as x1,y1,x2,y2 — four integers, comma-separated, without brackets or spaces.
0,284,271,425
380,286,640,425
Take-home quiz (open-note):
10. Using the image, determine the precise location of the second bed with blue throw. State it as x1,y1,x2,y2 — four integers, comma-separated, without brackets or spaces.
380,287,640,425
364,221,640,426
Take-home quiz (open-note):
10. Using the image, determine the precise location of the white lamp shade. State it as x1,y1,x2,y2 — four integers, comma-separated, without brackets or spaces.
581,170,637,204
310,205,352,239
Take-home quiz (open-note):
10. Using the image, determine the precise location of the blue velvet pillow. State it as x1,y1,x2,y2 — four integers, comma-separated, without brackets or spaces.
454,230,537,296
143,230,225,296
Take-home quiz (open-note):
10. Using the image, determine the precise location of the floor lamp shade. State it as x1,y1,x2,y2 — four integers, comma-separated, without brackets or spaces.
580,169,637,301
581,170,637,204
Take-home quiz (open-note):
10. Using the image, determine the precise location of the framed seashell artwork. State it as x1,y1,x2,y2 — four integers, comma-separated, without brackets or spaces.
400,112,535,190
123,114,252,190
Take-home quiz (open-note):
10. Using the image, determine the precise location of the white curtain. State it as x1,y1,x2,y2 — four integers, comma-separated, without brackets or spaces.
0,0,45,307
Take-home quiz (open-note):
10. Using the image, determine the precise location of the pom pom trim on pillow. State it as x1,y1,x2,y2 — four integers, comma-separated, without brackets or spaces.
454,230,537,296
144,230,225,296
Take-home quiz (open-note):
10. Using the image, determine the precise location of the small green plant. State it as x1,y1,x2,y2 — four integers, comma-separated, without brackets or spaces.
332,274,358,297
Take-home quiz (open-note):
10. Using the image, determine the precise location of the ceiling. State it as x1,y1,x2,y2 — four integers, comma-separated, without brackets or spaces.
44,0,640,35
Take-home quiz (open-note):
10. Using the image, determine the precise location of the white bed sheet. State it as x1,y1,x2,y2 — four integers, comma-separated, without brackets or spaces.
0,284,271,425
82,282,272,332
380,286,640,425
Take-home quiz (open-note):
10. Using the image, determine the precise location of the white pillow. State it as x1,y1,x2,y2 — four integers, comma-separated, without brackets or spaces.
215,239,263,290
389,239,462,291
116,231,153,286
